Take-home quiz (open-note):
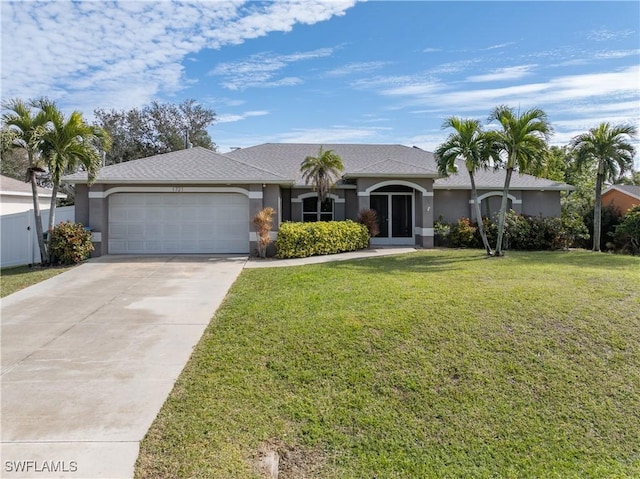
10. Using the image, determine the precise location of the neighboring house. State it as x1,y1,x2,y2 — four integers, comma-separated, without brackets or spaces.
62,143,574,256
0,174,66,215
601,184,640,215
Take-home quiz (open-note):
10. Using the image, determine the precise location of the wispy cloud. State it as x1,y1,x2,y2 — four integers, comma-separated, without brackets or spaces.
1,1,356,109
466,65,537,83
324,61,389,77
278,126,392,144
216,110,270,124
209,48,334,90
588,28,636,42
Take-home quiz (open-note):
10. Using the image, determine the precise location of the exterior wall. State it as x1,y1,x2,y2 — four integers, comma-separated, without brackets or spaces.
602,190,639,215
290,188,347,221
520,191,561,217
0,196,45,215
344,189,358,220
433,190,470,223
74,184,90,226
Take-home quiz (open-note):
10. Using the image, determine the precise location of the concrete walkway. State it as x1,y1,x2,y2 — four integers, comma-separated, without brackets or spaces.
244,247,417,268
1,255,246,479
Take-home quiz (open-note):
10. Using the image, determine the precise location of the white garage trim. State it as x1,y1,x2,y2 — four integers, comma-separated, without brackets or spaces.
108,192,250,254
90,186,261,199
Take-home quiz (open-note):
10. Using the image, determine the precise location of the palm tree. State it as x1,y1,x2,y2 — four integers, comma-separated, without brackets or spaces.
488,105,552,256
38,100,110,259
300,146,344,221
435,117,498,255
2,98,52,262
569,122,637,252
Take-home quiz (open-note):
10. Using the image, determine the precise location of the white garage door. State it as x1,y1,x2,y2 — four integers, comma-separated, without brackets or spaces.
109,193,250,254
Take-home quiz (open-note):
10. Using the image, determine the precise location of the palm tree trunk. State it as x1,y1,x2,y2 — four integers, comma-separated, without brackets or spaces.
47,182,59,263
317,196,322,222
470,173,491,255
28,168,48,264
494,167,514,256
593,172,603,252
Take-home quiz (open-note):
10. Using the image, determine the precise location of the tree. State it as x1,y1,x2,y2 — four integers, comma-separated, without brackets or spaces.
2,98,52,262
488,105,552,256
300,147,344,221
38,99,110,260
94,99,216,164
569,122,637,252
435,117,498,255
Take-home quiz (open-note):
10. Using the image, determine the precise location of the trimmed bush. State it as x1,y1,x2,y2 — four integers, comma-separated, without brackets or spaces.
49,221,94,264
276,221,369,258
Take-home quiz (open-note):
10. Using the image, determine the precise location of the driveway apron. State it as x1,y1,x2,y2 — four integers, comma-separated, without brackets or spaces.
1,255,246,479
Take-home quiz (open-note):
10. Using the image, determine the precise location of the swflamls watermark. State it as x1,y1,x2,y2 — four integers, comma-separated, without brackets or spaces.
4,460,78,474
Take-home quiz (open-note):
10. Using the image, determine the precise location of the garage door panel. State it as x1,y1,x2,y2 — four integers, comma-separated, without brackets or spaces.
109,193,249,254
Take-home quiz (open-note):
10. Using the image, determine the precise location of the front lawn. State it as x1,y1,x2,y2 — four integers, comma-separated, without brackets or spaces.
136,250,640,478
1,264,76,298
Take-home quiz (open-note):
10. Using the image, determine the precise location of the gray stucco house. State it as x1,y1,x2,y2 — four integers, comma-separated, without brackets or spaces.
63,143,573,256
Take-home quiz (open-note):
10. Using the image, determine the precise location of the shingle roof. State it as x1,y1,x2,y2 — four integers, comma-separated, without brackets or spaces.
603,184,640,200
63,147,289,184
433,161,574,191
226,143,440,184
0,174,62,197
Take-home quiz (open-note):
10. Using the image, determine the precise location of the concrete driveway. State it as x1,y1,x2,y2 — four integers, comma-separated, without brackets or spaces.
1,255,246,479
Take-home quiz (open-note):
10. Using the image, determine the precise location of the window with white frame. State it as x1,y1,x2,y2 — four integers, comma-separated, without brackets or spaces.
302,196,334,222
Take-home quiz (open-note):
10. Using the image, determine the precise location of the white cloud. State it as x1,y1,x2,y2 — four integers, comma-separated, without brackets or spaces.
210,48,334,90
0,0,356,110
216,110,270,123
277,126,392,144
466,65,537,83
588,28,636,42
324,61,389,77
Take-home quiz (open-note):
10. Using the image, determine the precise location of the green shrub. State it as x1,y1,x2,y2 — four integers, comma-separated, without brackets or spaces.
449,218,478,248
276,221,369,258
434,219,451,247
614,205,640,255
48,221,94,264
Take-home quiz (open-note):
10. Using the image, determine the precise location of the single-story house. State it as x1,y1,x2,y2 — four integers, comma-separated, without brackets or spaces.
601,184,640,215
62,143,574,256
0,174,66,216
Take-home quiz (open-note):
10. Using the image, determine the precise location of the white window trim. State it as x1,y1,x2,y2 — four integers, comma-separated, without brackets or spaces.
470,191,522,205
300,194,336,222
88,186,260,199
358,180,430,197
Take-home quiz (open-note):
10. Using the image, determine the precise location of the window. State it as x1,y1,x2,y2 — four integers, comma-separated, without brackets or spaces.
302,196,334,222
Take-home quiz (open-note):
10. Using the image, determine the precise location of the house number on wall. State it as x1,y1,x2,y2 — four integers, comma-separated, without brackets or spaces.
172,186,184,193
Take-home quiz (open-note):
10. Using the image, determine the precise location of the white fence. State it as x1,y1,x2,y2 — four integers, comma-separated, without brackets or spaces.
1,206,75,268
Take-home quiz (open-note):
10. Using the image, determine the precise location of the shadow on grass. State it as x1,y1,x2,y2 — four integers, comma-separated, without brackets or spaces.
324,249,490,274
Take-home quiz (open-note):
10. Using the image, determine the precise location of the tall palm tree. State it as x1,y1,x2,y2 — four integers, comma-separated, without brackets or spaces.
435,117,498,255
2,98,52,262
300,146,344,221
38,100,111,258
569,122,637,251
488,105,552,256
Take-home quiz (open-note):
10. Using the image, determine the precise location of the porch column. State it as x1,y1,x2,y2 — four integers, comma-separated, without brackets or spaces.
417,191,434,248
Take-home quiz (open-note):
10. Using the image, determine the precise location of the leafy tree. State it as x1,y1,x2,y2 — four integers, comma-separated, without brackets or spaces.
569,122,637,252
2,98,52,262
1,128,30,179
488,105,552,256
435,117,498,255
94,99,216,164
300,146,344,221
38,99,111,260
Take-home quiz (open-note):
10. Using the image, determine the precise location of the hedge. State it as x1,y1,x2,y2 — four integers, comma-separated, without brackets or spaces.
276,221,369,258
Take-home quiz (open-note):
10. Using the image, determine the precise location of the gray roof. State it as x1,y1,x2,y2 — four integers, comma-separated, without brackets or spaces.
63,147,289,184
603,184,640,200
433,161,574,191
0,174,63,197
226,143,440,184
61,143,575,191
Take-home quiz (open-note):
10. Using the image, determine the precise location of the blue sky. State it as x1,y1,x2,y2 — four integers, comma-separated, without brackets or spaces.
2,1,639,167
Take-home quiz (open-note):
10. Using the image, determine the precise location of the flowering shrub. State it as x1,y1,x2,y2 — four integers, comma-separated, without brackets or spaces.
449,218,478,248
49,221,93,264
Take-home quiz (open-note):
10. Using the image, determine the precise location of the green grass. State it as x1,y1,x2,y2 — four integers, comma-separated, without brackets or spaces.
0,264,76,298
136,250,640,478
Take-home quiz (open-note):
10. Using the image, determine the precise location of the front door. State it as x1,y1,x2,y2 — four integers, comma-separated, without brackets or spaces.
370,193,414,245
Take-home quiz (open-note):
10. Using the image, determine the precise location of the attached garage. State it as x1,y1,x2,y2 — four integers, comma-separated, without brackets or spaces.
108,192,250,254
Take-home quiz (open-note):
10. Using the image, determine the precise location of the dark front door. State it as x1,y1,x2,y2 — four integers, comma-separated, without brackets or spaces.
370,194,389,238
370,193,413,244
